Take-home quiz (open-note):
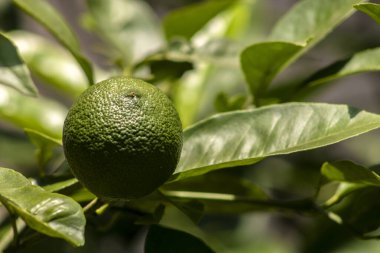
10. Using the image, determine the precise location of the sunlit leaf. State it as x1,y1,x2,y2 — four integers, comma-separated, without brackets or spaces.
240,41,304,101
0,33,37,96
173,103,380,181
269,0,363,43
355,2,380,25
8,31,88,98
13,0,93,84
0,167,85,246
145,225,215,253
163,0,235,40
86,0,163,66
0,85,67,139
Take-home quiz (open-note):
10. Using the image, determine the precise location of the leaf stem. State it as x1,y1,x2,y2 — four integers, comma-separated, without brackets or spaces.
161,190,318,212
82,197,99,213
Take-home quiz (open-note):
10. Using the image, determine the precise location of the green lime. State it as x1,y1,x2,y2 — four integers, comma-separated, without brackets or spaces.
63,76,183,200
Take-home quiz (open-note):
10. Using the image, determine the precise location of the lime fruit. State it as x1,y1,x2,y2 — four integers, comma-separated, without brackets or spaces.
62,76,183,200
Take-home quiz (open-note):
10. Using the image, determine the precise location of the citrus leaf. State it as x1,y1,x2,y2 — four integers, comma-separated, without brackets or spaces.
163,173,269,214
8,31,88,98
0,32,37,96
163,0,235,40
0,167,85,246
317,161,380,207
86,0,163,65
293,47,380,100
329,187,380,236
355,2,380,25
13,0,93,84
240,41,304,100
241,0,364,100
24,128,62,175
173,103,380,181
145,225,215,253
43,178,79,193
269,0,363,43
0,85,67,139
322,161,380,186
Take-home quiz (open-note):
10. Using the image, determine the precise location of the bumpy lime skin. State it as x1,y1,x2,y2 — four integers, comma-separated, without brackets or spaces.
63,76,183,200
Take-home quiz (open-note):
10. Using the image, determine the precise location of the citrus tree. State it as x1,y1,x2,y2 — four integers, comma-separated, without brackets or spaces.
2,0,380,252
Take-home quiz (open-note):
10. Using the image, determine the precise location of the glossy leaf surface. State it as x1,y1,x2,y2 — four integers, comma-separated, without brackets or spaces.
0,167,85,246
173,103,380,181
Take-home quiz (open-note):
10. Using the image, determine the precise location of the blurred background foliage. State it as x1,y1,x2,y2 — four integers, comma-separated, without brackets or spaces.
2,0,380,252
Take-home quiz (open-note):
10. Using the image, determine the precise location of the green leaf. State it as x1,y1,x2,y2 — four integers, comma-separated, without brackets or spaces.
330,187,380,236
0,167,85,246
240,41,304,101
145,225,215,253
86,0,163,65
0,33,38,96
13,0,93,84
8,31,88,98
0,85,67,139
163,0,235,40
317,161,380,207
172,103,380,181
355,3,380,26
43,178,79,193
163,173,268,214
241,0,364,101
322,161,380,186
293,47,380,100
214,92,247,113
24,128,62,175
269,0,363,43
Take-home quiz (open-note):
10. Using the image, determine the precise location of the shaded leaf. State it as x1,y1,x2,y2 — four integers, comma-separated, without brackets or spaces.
317,161,380,208
0,85,67,139
355,2,380,26
145,225,215,253
322,161,380,186
172,103,380,181
163,173,269,214
167,199,204,224
241,0,364,100
13,0,93,84
240,41,304,100
0,32,37,96
0,167,85,246
214,92,247,113
330,187,380,236
163,0,234,40
86,0,163,65
24,128,62,175
293,47,380,100
8,31,88,98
